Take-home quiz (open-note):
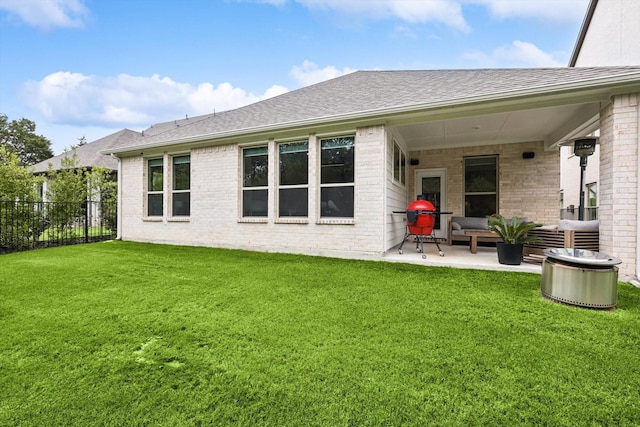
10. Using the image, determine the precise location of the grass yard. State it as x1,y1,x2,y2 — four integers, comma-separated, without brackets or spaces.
1,241,639,426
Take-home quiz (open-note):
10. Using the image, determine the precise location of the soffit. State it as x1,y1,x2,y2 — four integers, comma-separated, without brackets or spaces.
394,102,600,151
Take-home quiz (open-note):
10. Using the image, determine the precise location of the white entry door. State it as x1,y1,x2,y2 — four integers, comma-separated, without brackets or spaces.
415,168,447,239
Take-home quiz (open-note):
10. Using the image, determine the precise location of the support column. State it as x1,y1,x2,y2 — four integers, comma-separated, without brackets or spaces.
598,93,640,280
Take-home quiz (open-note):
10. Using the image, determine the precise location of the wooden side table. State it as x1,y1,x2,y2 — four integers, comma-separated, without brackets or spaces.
464,230,502,254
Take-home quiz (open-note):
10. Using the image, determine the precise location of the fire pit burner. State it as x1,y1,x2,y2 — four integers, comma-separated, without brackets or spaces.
544,248,621,267
541,248,621,309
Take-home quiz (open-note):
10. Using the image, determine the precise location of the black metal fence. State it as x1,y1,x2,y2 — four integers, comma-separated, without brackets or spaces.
0,200,117,254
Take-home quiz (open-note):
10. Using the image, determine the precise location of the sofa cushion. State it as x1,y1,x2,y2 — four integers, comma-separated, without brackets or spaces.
451,216,488,230
558,219,599,231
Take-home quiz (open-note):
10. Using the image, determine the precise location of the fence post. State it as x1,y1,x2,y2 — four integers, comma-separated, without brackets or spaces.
83,199,89,243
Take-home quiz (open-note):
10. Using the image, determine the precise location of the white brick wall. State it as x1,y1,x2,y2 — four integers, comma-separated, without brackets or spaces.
598,93,639,278
119,133,565,257
119,126,390,258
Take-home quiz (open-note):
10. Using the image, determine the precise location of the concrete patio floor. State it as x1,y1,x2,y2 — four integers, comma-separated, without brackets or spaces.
382,241,543,274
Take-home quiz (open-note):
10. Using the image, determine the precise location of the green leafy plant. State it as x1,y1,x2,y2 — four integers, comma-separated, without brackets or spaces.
487,214,541,244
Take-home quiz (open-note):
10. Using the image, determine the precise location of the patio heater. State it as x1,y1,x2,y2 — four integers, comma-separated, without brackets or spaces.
573,138,597,221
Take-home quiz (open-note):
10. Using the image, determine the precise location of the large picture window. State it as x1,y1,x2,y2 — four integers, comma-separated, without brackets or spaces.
147,158,163,216
320,136,354,218
243,146,268,217
279,141,308,217
172,155,190,216
464,155,497,217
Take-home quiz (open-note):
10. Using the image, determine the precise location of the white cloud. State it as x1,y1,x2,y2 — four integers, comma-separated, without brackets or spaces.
0,0,89,30
255,0,471,31
463,40,564,68
469,0,590,22
289,60,357,87
21,72,289,127
251,0,590,30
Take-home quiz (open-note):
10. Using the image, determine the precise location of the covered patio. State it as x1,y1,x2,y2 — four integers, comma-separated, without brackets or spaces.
383,241,542,274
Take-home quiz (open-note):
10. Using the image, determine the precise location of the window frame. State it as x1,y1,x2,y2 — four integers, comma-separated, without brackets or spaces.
586,182,598,220
392,139,406,186
146,157,164,217
171,154,191,217
463,155,498,218
241,145,269,218
278,140,309,218
319,135,355,219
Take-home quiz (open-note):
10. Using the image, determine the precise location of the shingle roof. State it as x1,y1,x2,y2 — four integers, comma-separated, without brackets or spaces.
33,129,141,173
107,67,640,154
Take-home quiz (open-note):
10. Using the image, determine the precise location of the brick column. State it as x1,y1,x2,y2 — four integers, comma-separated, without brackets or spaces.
598,93,639,279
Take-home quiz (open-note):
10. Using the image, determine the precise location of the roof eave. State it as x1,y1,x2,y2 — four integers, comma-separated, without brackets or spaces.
104,70,640,156
569,0,598,67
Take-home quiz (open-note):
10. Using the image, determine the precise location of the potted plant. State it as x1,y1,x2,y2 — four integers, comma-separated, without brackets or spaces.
487,214,541,265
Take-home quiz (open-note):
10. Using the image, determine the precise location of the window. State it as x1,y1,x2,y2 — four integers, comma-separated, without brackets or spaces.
320,136,354,218
172,155,190,216
147,158,163,216
393,141,406,186
242,146,268,217
279,141,308,217
464,155,497,217
586,182,598,220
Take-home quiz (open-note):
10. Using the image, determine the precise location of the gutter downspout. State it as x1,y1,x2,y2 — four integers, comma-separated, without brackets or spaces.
111,153,122,241
634,97,640,286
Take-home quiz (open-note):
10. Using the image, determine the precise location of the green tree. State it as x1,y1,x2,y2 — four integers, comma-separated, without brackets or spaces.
46,151,118,235
0,146,42,200
0,146,45,249
45,151,87,237
0,114,54,165
46,151,87,204
89,167,118,232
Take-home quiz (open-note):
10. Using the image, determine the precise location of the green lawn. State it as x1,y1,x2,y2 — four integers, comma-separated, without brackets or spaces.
1,241,639,426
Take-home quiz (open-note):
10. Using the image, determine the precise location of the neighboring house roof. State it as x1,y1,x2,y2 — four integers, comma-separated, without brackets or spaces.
105,67,640,155
33,128,141,173
569,0,598,67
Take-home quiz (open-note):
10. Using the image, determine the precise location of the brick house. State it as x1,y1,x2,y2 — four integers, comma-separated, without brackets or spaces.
561,0,640,221
559,0,640,279
105,67,640,278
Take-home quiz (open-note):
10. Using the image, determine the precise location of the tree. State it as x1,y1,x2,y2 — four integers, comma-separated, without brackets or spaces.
46,151,87,204
64,135,88,153
0,114,54,165
46,151,118,235
0,146,45,249
0,145,42,201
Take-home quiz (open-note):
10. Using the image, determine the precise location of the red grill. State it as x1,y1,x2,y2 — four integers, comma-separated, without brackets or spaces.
397,197,448,258
406,199,436,236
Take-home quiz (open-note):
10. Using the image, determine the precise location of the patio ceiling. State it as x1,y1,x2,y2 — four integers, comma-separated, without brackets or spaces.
393,101,601,152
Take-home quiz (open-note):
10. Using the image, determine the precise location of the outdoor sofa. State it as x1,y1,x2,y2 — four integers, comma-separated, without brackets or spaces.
448,216,492,246
523,219,599,256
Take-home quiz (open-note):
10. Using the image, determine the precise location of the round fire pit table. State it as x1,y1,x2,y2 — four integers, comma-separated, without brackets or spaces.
541,248,621,309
